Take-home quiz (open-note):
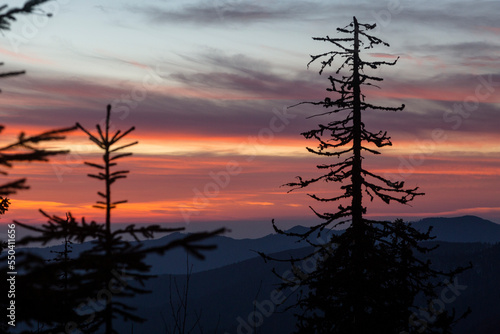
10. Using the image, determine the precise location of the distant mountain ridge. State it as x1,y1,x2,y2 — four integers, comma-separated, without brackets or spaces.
285,215,500,244
411,215,500,243
114,241,500,334
15,230,309,275
12,215,500,276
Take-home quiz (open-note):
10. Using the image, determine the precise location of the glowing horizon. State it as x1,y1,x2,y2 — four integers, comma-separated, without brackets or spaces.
1,1,499,236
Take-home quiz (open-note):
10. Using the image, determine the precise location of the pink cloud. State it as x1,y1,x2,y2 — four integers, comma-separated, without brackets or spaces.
0,47,52,65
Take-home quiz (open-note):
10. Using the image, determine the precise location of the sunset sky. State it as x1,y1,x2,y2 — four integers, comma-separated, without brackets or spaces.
0,0,499,237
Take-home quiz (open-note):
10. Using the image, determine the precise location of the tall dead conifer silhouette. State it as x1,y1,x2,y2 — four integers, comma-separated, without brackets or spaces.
261,17,469,334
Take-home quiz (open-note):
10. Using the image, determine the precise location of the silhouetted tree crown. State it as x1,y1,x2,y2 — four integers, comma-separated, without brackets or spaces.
285,17,422,235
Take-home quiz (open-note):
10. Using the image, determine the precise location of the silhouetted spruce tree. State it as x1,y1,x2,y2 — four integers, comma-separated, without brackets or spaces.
0,4,77,331
0,109,76,328
261,17,469,334
16,105,225,334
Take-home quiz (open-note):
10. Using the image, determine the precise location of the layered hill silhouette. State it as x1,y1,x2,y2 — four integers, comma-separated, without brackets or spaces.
114,240,500,334
8,215,500,333
17,215,500,276
412,215,500,243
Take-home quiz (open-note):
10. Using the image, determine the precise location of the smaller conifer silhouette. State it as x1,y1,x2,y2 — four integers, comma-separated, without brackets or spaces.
15,105,225,334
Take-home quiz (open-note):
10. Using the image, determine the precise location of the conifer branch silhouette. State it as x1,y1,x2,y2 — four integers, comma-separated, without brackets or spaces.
0,125,77,196
0,0,53,32
0,0,53,87
0,62,25,85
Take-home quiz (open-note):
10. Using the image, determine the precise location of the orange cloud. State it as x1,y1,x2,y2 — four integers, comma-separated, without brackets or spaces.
241,201,275,206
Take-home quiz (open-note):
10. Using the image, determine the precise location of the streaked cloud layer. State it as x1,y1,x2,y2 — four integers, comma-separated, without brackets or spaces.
0,0,499,236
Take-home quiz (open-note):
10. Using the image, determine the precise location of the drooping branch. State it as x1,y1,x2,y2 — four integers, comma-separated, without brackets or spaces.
0,125,77,195
0,0,53,32
0,1,54,91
